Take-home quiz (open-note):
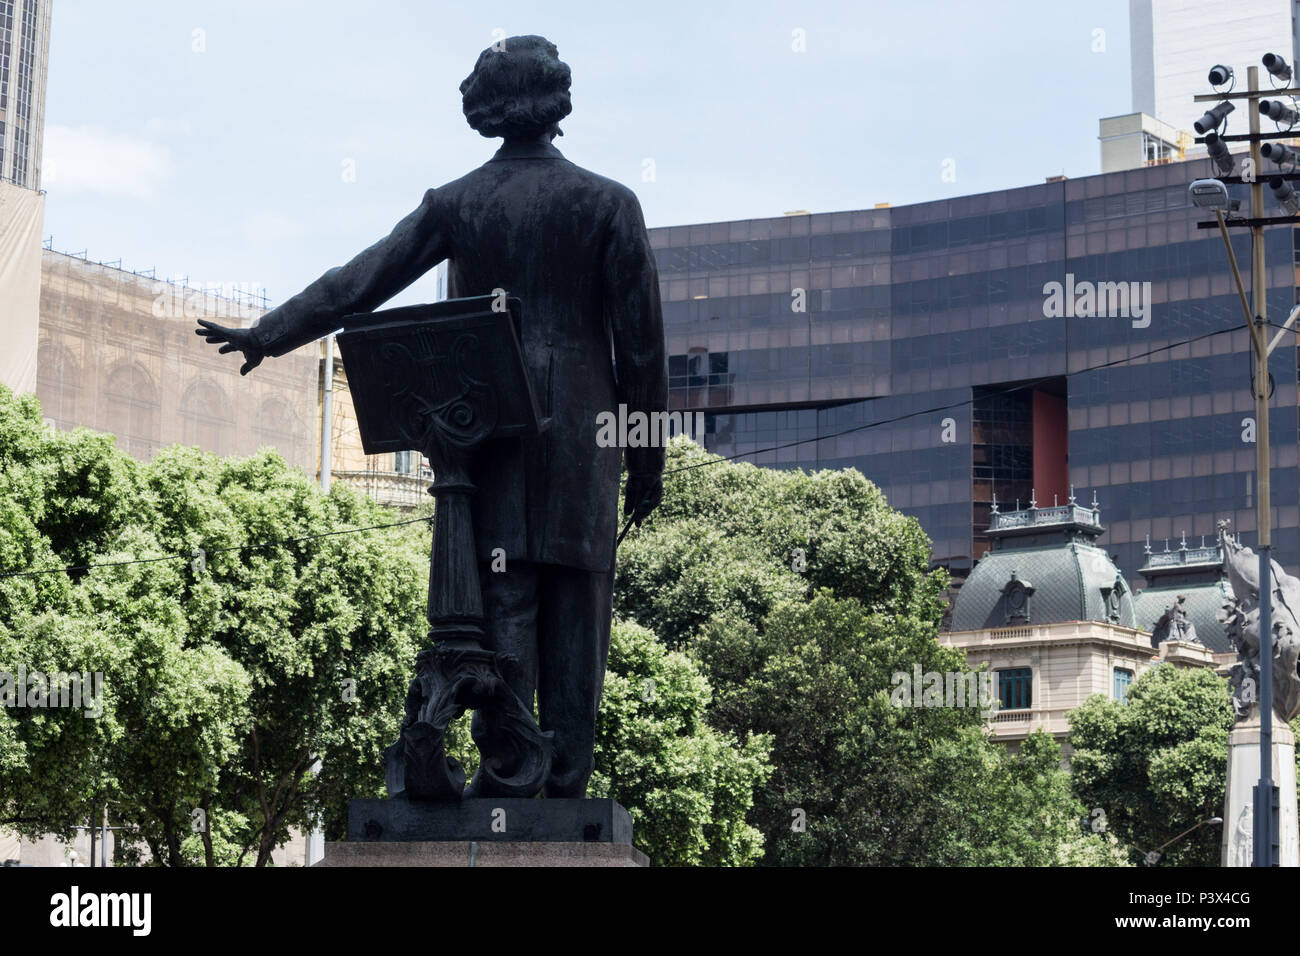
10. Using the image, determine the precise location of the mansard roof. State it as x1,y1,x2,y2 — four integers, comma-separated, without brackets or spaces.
1131,534,1233,653
950,493,1138,631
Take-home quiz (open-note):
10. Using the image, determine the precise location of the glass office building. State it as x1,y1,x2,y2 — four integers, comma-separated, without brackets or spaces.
649,160,1300,584
0,0,51,190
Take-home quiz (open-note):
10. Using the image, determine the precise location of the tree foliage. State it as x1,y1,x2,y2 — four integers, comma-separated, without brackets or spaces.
1069,664,1234,866
2,393,1182,866
0,384,431,864
587,619,771,866
617,440,1123,865
0,389,771,866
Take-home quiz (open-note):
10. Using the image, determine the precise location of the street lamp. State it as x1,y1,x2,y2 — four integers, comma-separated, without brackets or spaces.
1142,817,1224,866
1188,177,1232,210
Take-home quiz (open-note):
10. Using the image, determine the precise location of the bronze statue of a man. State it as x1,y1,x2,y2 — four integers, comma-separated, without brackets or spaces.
197,35,667,799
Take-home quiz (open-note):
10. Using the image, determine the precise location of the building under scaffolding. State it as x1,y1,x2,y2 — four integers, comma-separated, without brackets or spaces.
36,250,318,470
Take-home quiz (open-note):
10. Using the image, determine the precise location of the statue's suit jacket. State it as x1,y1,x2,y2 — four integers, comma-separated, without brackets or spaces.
250,140,668,573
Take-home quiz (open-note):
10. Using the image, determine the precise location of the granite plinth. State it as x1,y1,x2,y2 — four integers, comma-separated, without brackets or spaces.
346,796,635,845
1222,715,1299,866
314,840,648,867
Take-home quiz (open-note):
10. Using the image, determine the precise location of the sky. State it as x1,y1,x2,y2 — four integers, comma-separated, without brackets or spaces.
41,0,1131,308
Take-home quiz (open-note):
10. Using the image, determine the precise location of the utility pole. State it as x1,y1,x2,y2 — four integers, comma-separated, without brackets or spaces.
1193,62,1300,867
307,332,339,868
320,332,336,493
1244,64,1276,872
70,806,120,868
306,334,341,867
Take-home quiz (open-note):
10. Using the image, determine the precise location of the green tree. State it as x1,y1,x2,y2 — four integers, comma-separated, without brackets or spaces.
690,590,1121,865
0,385,431,864
2,387,1153,867
119,445,431,865
587,619,771,866
620,440,1125,866
1069,664,1233,866
0,389,139,840
616,439,948,648
919,728,1129,866
1,389,774,866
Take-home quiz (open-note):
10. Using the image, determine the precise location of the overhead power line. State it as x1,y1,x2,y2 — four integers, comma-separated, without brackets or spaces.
4,317,1289,579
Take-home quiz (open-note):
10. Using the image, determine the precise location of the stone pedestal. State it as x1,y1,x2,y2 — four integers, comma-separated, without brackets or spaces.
312,797,647,867
1222,714,1299,866
315,841,647,867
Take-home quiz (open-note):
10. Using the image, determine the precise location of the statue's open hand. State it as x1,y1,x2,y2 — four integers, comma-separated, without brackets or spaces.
195,319,264,375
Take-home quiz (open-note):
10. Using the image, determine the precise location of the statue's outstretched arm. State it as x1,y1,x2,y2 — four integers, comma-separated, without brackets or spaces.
197,188,448,373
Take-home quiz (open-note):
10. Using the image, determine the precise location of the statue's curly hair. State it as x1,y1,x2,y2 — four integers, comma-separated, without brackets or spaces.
459,35,572,140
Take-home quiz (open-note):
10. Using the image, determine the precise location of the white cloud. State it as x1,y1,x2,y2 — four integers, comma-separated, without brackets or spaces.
42,124,174,199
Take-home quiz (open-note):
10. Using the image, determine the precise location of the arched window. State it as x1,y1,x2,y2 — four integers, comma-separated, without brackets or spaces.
104,363,159,459
251,396,313,469
180,380,233,456
255,397,292,447
36,341,80,427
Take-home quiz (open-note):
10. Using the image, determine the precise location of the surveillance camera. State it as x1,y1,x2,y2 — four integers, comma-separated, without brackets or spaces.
1264,52,1293,82
1195,101,1235,134
1262,141,1299,166
1269,176,1300,215
1208,64,1234,86
1205,131,1235,174
1260,99,1300,125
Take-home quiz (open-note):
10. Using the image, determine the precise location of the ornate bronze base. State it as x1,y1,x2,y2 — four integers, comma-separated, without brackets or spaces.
349,311,556,801
385,643,553,801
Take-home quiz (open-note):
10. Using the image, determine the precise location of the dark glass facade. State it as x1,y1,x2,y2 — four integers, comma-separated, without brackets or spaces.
650,161,1300,584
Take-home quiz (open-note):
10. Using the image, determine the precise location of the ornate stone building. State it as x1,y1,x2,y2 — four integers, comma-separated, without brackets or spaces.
1133,533,1236,660
34,251,318,470
940,495,1217,752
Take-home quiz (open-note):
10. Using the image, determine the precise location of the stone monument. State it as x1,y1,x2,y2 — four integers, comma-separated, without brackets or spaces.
196,35,665,867
1218,529,1300,866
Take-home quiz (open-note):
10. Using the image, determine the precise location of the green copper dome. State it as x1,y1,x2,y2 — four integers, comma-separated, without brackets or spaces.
1131,535,1233,653
949,494,1138,631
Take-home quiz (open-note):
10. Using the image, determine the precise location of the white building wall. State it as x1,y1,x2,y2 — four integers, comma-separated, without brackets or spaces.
0,180,43,394
1131,0,1295,137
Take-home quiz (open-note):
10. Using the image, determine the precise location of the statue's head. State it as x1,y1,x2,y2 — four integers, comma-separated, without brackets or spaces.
460,35,572,141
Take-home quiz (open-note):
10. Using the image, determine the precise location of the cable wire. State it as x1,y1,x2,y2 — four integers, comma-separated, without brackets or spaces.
1,318,1283,577
0,515,433,580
